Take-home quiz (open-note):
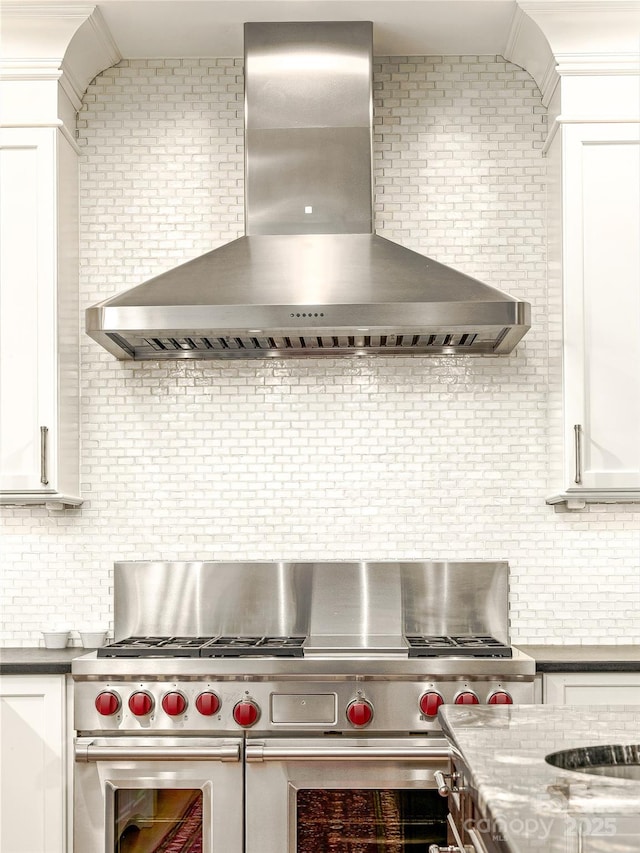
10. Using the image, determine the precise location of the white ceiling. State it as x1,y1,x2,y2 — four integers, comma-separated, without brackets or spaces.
92,0,521,58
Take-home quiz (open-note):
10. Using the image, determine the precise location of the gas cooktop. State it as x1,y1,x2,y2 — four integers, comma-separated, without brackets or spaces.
405,634,512,658
98,635,306,658
97,633,513,660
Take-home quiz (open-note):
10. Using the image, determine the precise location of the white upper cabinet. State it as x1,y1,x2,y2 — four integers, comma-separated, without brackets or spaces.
0,4,112,509
567,126,640,490
546,118,640,510
511,1,640,509
0,126,81,507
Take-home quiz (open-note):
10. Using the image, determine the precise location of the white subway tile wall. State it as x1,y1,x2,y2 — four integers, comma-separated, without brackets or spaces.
1,57,639,647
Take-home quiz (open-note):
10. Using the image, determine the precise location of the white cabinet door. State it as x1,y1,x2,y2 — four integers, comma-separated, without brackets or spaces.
0,131,56,492
564,124,640,490
0,127,80,507
544,672,640,704
0,675,67,853
547,123,640,508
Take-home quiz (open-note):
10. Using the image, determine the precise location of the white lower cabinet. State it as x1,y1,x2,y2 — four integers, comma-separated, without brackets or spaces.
0,675,69,853
543,672,640,704
533,674,543,703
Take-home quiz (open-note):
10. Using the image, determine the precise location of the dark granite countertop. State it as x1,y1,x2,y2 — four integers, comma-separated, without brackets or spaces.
0,647,92,674
440,705,640,853
2,645,639,675
516,645,640,672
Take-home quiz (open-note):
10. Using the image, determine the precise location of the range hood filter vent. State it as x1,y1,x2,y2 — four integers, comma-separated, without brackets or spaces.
115,331,485,358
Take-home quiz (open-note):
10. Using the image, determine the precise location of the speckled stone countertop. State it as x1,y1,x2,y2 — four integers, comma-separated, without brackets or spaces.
0,647,91,674
439,705,640,853
516,646,640,673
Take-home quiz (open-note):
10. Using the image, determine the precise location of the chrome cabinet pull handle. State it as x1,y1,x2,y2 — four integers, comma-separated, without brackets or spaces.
40,426,49,485
573,424,582,485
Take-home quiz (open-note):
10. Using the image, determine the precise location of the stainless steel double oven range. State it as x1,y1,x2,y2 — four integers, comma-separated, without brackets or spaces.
72,560,535,853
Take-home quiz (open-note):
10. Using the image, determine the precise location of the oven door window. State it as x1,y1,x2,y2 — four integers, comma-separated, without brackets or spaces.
296,789,448,851
114,788,203,853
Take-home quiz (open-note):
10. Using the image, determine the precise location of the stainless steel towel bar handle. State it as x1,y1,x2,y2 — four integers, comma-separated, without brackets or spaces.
246,743,450,762
75,741,241,763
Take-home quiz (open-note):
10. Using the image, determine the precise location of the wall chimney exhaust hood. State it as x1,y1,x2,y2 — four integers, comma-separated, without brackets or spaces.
86,22,530,360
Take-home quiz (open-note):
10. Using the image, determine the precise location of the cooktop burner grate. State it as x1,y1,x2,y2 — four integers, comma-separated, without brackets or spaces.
405,634,512,658
97,635,306,658
200,636,306,657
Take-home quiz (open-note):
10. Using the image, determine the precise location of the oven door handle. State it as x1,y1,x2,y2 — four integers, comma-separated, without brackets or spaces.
75,739,241,763
246,742,450,762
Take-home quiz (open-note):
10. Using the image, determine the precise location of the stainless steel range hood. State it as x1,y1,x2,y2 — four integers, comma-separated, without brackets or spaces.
86,22,530,360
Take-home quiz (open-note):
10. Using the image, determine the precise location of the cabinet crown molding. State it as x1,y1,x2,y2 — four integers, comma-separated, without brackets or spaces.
555,53,640,75
518,0,640,59
0,4,120,111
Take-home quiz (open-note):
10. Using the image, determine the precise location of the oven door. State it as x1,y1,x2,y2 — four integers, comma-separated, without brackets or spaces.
245,737,451,853
74,737,243,853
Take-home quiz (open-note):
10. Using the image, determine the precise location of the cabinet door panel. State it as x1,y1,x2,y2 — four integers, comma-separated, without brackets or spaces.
581,141,640,487
561,124,640,496
0,133,56,492
544,672,640,704
0,675,66,853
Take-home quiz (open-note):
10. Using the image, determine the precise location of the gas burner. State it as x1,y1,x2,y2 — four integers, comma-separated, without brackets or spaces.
201,636,306,657
97,635,306,658
405,635,512,658
97,636,213,658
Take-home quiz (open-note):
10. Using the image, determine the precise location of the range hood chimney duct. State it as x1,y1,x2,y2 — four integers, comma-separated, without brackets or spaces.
86,22,530,360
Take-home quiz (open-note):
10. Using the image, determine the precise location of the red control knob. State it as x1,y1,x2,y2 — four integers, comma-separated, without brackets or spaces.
419,691,444,718
162,691,187,716
488,691,513,705
195,691,220,716
455,691,479,705
95,691,120,716
346,699,373,727
129,691,154,716
233,700,259,727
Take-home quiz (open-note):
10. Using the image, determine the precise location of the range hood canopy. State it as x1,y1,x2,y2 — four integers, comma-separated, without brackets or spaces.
86,21,530,360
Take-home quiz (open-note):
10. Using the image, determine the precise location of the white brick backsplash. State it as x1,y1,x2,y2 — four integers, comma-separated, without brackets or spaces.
1,56,639,647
